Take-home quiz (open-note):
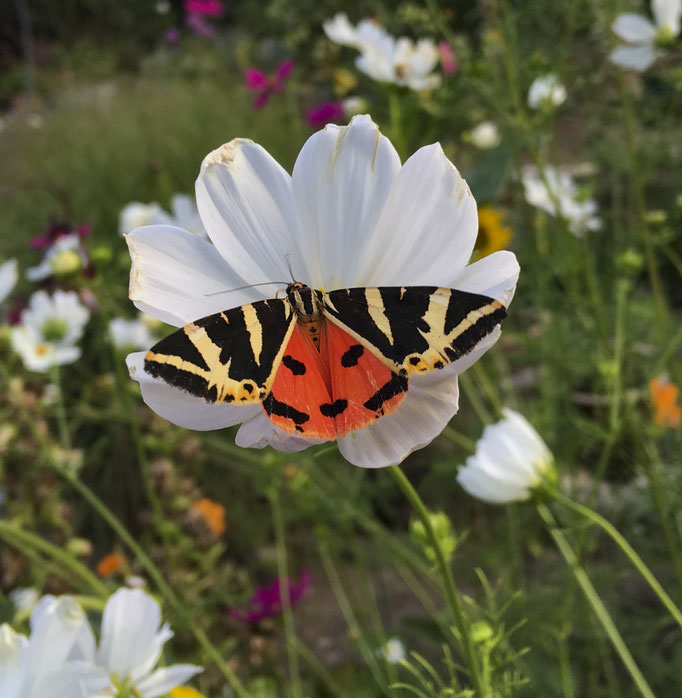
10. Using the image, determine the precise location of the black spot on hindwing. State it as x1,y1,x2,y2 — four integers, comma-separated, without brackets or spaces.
340,344,364,367
319,399,348,417
262,393,310,425
363,373,409,413
282,355,306,375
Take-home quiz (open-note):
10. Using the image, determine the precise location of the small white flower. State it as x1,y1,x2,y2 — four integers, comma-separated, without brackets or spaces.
610,0,681,71
120,196,208,238
9,588,39,612
342,95,367,116
110,314,157,351
527,74,566,109
0,258,18,305
469,121,501,149
26,234,84,281
125,115,519,468
457,408,554,504
379,637,406,664
10,290,90,372
323,14,441,90
72,588,202,697
119,201,165,235
521,165,600,236
0,596,113,698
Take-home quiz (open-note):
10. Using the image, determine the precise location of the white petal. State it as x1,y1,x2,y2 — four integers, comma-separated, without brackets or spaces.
322,13,359,46
337,364,460,468
126,226,266,328
97,589,168,679
609,44,659,71
358,143,478,287
235,411,321,452
196,139,304,286
291,114,401,289
0,258,18,304
653,0,682,33
612,13,657,42
135,665,203,698
452,251,520,307
126,352,258,430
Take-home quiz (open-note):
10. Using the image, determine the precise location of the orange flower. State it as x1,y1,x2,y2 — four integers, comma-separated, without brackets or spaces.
476,206,513,258
650,375,681,427
191,497,226,536
96,552,127,578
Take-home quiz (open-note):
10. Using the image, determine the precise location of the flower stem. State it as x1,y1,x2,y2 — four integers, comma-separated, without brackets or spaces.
268,486,303,698
0,520,108,597
537,503,655,698
389,465,487,697
554,492,682,630
51,460,248,698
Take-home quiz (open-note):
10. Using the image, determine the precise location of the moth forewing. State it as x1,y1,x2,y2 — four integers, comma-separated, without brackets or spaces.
322,286,507,377
144,298,297,404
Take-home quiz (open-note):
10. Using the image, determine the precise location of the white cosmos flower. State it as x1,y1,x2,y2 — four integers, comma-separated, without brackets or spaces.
0,596,113,698
110,314,157,351
119,202,165,235
469,121,501,149
120,196,207,238
457,408,555,504
527,74,567,109
125,115,519,468
323,14,441,90
9,588,39,612
521,165,600,236
71,588,201,698
0,258,18,304
379,637,406,664
10,290,90,372
25,234,85,281
610,0,681,71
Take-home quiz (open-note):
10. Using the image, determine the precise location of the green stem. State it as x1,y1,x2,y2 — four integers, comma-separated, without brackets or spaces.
619,79,668,337
268,487,303,698
537,503,655,698
555,492,682,630
389,466,487,697
0,520,108,597
51,462,248,698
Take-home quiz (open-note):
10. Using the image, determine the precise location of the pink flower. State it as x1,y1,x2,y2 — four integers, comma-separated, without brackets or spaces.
230,570,311,623
186,13,217,36
438,41,457,75
305,101,345,128
244,59,294,109
164,27,181,45
30,222,90,250
184,0,224,16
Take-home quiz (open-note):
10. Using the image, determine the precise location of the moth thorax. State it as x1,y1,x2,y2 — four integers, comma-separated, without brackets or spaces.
288,283,320,321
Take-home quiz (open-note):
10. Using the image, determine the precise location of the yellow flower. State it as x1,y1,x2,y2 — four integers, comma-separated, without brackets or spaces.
475,207,513,258
170,688,205,698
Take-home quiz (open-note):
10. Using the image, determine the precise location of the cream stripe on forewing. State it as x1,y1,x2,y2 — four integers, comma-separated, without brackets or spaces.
365,288,394,345
241,302,263,366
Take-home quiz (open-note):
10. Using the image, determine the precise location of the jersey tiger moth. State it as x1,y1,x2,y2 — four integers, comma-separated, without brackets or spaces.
144,282,506,440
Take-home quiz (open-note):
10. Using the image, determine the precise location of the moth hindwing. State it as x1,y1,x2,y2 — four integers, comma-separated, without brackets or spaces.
144,298,296,404
321,286,506,375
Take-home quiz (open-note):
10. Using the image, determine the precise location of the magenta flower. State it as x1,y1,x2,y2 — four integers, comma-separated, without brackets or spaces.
230,570,311,623
244,59,294,110
30,222,91,250
438,41,457,75
306,101,345,128
184,0,224,16
164,27,181,46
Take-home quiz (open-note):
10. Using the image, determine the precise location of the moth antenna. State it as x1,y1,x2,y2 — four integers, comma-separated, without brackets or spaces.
284,253,295,282
204,281,288,297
